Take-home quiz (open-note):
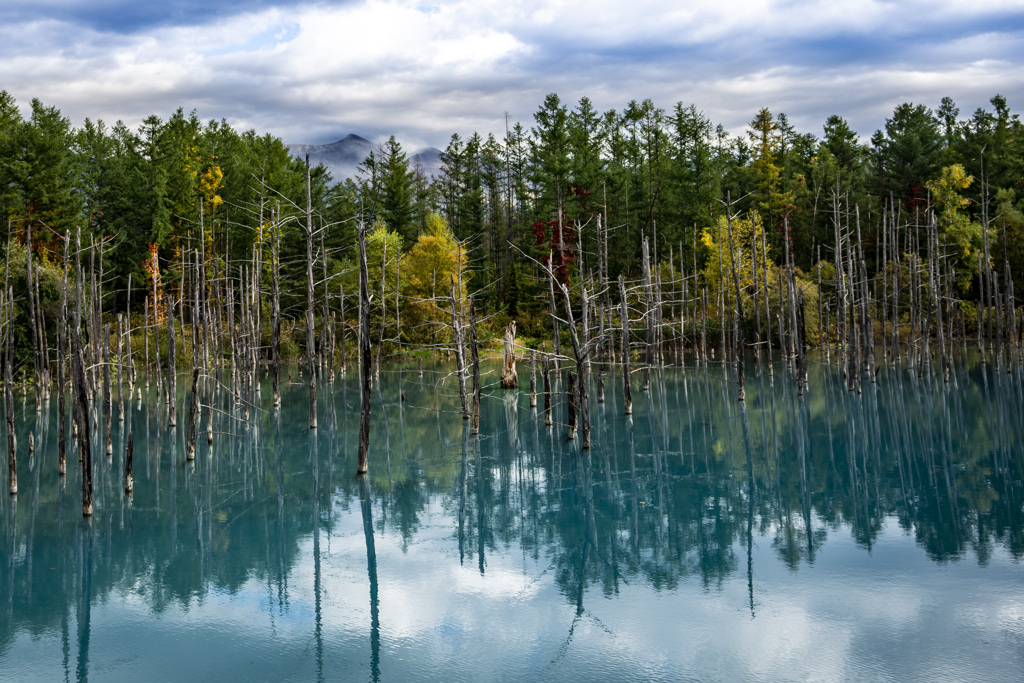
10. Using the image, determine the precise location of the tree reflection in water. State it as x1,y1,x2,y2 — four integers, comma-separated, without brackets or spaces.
0,357,1022,678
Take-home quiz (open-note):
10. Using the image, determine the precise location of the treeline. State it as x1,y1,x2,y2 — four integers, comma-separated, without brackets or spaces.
1,89,1022,365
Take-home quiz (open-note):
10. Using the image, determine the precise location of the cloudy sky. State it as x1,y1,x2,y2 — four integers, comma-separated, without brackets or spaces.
2,0,1022,149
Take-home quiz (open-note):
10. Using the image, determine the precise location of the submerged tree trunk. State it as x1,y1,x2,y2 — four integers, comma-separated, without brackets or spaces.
57,232,69,477
558,279,594,449
306,156,318,429
73,227,92,516
529,350,537,407
186,367,200,461
470,298,481,435
103,323,112,455
500,321,518,388
357,220,372,475
725,197,746,401
167,295,176,428
272,211,282,407
450,276,469,420
124,431,134,494
542,343,553,427
619,276,633,415
6,291,16,495
566,372,577,441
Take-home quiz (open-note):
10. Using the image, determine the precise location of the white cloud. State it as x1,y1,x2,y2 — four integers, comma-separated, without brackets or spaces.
0,0,1021,147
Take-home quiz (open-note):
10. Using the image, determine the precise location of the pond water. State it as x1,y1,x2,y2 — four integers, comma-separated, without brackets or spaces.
2,357,1024,681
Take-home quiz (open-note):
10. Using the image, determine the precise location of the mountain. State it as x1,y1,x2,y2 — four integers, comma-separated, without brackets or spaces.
410,146,442,181
287,134,444,183
287,134,374,183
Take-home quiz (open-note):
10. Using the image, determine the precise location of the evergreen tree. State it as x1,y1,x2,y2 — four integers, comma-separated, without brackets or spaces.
379,136,417,243
870,102,943,208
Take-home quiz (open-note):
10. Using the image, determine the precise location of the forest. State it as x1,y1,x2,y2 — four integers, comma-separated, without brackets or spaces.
1,89,1022,398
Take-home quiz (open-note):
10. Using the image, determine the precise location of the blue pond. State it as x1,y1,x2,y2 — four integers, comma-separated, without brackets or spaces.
2,357,1023,681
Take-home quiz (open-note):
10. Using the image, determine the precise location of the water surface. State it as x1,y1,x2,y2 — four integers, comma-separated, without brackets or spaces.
2,358,1023,681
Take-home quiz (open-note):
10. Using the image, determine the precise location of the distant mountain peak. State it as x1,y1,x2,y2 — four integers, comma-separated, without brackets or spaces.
287,134,443,183
337,133,370,144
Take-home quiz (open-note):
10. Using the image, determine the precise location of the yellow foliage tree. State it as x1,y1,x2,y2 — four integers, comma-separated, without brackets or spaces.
401,213,468,344
926,164,981,271
700,211,776,300
199,165,224,211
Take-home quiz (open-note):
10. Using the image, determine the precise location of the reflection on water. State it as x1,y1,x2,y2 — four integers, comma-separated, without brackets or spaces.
2,357,1024,681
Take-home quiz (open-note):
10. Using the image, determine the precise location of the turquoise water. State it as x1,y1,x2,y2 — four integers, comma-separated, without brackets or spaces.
2,358,1023,681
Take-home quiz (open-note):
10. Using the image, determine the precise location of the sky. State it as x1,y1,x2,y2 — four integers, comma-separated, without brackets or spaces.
2,0,1023,150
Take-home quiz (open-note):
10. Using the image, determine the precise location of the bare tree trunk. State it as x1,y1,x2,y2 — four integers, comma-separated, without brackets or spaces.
124,431,133,494
566,372,577,441
500,322,518,388
104,323,112,455
5,290,16,495
144,297,150,386
73,228,92,516
58,232,69,476
186,367,199,461
470,298,481,435
25,221,41,412
752,219,763,368
450,276,469,419
340,285,348,374
272,211,282,407
619,275,632,415
167,295,176,428
542,343,552,426
529,350,537,407
117,314,125,421
548,252,561,371
557,278,593,449
305,156,318,429
152,249,162,393
642,238,654,391
357,220,372,475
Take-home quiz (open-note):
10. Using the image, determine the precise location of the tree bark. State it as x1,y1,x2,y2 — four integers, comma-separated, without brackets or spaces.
619,276,633,415
124,431,133,494
186,367,200,461
357,220,372,475
470,298,481,435
167,295,176,428
500,321,518,388
306,155,318,429
450,276,469,419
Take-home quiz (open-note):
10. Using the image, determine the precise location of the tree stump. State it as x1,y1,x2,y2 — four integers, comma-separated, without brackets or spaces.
500,321,518,389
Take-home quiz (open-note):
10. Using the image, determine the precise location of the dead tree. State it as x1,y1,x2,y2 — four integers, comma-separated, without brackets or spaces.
619,275,633,415
5,290,15,495
166,295,176,427
73,228,93,516
450,275,469,420
566,372,577,441
124,431,133,494
25,221,41,412
500,321,518,388
724,196,746,401
103,323,112,455
470,298,481,435
529,350,537,407
272,210,282,407
357,220,372,475
557,280,601,449
57,232,69,476
542,343,553,427
641,238,654,391
305,155,318,429
186,367,200,461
